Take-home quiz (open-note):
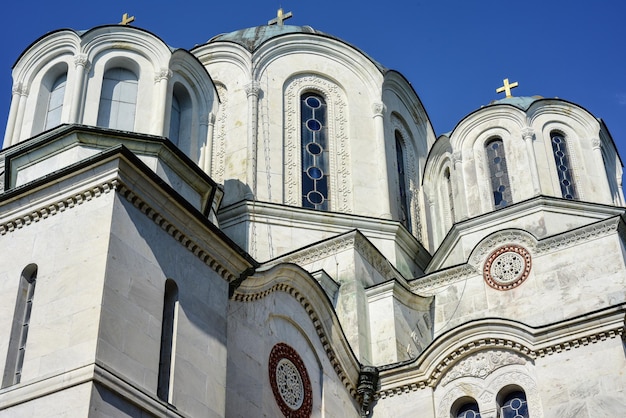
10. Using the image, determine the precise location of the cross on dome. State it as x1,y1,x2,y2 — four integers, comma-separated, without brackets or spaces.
496,78,519,98
268,8,293,26
119,13,135,26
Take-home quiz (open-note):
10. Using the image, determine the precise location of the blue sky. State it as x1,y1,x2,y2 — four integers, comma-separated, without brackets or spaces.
1,1,625,156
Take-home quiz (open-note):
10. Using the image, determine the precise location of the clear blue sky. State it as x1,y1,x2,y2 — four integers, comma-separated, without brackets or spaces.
1,1,625,156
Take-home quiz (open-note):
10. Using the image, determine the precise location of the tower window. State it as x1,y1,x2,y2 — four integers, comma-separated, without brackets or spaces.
500,390,529,418
301,93,329,210
395,131,411,229
44,74,66,130
97,68,138,131
486,138,512,209
550,132,577,199
157,279,179,402
455,401,481,418
2,264,37,388
169,84,192,147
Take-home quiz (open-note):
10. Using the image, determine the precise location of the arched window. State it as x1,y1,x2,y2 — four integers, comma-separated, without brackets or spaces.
169,84,192,147
43,74,67,130
97,68,138,131
444,167,455,225
500,390,529,418
454,401,481,418
157,279,179,402
2,264,37,388
550,131,577,200
395,131,411,229
301,93,329,210
486,138,512,209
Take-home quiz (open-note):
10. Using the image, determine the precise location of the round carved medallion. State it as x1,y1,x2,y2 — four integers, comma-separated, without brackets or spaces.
483,245,531,290
269,343,312,417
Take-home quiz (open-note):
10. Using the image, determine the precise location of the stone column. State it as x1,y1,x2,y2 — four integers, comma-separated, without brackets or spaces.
11,83,29,145
154,69,172,136
451,151,466,220
590,137,612,202
245,80,261,199
373,101,392,219
199,112,216,174
521,128,541,195
70,54,90,123
4,83,25,147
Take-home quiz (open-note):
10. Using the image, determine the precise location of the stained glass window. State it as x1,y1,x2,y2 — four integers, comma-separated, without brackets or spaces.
486,138,512,209
395,131,410,229
301,93,329,210
550,132,577,200
501,391,529,418
456,402,481,418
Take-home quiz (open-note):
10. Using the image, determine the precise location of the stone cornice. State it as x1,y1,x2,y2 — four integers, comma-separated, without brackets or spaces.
232,264,361,401
414,216,623,293
375,305,626,399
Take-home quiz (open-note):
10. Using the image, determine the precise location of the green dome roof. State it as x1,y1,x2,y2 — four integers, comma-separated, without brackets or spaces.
208,25,319,52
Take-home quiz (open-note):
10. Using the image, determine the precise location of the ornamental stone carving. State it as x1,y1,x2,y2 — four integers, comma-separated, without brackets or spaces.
440,349,527,386
521,127,535,142
154,68,172,82
73,54,91,71
372,102,386,117
269,343,313,417
483,245,531,290
245,80,261,97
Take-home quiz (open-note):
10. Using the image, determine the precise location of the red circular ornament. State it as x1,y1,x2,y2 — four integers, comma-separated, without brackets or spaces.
483,245,532,290
269,343,313,417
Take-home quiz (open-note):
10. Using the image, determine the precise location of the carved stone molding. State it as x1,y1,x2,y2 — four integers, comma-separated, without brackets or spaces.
233,281,359,399
451,151,462,168
154,68,172,83
284,75,352,212
439,349,527,386
12,82,28,96
73,54,91,71
357,366,379,417
245,80,261,97
591,137,601,150
411,265,476,294
521,127,535,142
372,102,386,117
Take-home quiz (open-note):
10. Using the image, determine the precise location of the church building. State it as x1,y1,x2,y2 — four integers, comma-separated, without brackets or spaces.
1,10,625,418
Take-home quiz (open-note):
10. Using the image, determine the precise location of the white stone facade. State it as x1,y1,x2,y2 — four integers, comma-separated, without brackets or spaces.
0,20,625,418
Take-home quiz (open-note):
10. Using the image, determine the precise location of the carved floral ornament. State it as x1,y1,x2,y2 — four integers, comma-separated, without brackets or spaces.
269,343,313,418
483,245,531,290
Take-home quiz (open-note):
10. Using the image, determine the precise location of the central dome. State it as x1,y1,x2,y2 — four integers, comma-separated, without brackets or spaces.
208,25,320,52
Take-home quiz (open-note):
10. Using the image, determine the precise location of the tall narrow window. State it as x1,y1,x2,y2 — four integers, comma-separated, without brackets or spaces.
301,93,329,210
486,138,512,209
157,279,178,402
2,264,38,388
169,84,192,147
97,68,138,131
44,74,66,130
455,401,481,418
550,132,577,199
500,391,529,418
444,167,455,225
395,131,411,229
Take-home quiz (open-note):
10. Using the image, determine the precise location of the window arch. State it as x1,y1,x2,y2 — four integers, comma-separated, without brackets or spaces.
453,400,481,418
97,67,138,130
301,92,330,211
485,137,512,209
395,131,411,229
444,166,455,225
499,390,529,418
169,83,192,147
157,279,179,402
2,264,38,388
550,131,577,200
43,73,67,130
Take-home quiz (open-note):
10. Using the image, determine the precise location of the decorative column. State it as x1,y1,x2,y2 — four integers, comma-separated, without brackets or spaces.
199,112,216,174
154,68,172,136
521,128,541,195
245,80,261,199
373,101,392,218
70,54,91,123
10,83,29,145
590,137,612,202
4,83,25,147
451,151,467,220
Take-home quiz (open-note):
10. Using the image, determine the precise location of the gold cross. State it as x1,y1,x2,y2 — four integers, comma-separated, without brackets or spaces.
119,13,135,25
496,78,519,98
268,8,293,26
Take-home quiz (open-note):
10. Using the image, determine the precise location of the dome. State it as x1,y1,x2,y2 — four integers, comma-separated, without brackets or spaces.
208,24,319,52
488,95,544,111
